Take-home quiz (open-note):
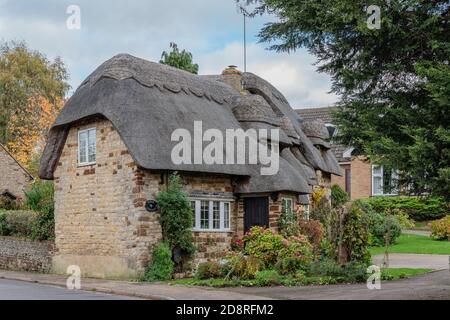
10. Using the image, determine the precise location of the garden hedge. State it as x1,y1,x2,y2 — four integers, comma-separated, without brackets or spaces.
358,196,449,221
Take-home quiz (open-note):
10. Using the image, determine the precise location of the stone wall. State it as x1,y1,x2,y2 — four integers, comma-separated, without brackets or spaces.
53,117,238,278
53,117,163,279
0,237,54,273
0,145,33,198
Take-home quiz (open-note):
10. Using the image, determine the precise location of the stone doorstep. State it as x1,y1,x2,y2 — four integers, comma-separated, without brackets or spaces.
0,270,272,301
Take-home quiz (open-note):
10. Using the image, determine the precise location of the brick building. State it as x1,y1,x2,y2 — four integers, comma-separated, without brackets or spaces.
296,107,398,200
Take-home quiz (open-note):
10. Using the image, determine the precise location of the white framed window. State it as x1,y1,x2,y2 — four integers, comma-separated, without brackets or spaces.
78,128,97,166
372,165,398,196
303,205,310,221
191,200,231,232
281,198,293,215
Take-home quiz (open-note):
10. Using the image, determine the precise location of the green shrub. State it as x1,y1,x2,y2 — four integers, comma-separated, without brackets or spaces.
0,211,9,235
30,210,55,241
331,185,349,208
196,261,222,280
278,206,299,238
307,259,344,278
25,181,54,215
306,259,368,283
357,196,448,222
254,270,281,286
0,210,37,238
342,204,371,264
243,227,285,267
22,181,55,241
298,219,325,252
243,227,313,271
310,197,332,227
358,202,402,246
430,216,450,240
222,253,263,280
144,242,174,282
0,195,20,210
342,261,369,283
271,234,314,275
156,173,195,258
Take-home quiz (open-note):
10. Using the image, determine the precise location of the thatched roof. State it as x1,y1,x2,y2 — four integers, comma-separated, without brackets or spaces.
241,73,341,176
40,54,341,195
301,119,331,149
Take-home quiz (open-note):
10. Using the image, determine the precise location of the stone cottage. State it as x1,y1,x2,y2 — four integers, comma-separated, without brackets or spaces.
39,54,341,279
0,143,34,200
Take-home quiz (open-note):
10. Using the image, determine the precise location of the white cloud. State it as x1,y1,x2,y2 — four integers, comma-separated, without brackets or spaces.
0,0,338,107
198,42,338,108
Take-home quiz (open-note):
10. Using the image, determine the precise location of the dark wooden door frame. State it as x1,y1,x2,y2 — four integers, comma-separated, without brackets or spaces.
244,197,270,232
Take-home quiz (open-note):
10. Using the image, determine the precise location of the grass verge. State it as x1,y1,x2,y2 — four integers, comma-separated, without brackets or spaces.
382,268,432,280
370,234,450,255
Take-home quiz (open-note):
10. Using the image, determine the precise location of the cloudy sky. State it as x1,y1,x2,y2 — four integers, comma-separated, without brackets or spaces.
0,0,338,108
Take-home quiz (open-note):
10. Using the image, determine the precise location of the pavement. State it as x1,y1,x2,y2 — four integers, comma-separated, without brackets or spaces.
373,253,450,270
0,269,449,300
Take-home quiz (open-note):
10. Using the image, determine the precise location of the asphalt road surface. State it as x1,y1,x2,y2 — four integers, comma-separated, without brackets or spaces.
0,279,137,300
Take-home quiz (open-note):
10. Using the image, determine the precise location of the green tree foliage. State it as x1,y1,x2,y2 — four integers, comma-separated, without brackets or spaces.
156,173,196,257
24,180,55,241
331,185,349,208
238,0,449,198
0,41,69,162
160,42,199,74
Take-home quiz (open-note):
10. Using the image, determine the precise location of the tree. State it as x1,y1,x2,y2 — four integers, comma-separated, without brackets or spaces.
0,41,69,165
160,42,199,74
238,0,449,198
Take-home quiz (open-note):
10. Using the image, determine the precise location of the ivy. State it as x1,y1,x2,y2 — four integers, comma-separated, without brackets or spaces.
156,173,196,258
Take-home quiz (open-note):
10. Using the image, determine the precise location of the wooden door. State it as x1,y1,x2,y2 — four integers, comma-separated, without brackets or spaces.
244,197,269,232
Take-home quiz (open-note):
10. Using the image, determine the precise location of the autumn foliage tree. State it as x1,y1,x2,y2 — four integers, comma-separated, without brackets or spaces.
0,41,69,167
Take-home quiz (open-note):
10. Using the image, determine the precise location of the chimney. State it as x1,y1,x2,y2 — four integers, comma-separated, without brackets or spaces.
222,65,243,92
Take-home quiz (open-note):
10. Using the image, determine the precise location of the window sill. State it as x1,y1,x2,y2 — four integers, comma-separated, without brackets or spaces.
192,229,232,234
77,162,97,168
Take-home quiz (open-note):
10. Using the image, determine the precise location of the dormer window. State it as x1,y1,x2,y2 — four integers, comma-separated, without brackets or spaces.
325,123,338,139
78,128,97,166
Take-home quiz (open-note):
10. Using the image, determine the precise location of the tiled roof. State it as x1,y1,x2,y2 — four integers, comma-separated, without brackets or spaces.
296,107,352,163
296,107,336,123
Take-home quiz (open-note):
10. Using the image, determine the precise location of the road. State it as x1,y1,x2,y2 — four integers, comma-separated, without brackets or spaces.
0,279,137,300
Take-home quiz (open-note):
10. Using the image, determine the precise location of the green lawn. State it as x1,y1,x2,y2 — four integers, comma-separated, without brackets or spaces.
382,268,433,280
370,234,450,255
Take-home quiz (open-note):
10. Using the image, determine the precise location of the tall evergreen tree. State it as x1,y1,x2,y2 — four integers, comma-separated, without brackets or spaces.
239,0,449,198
